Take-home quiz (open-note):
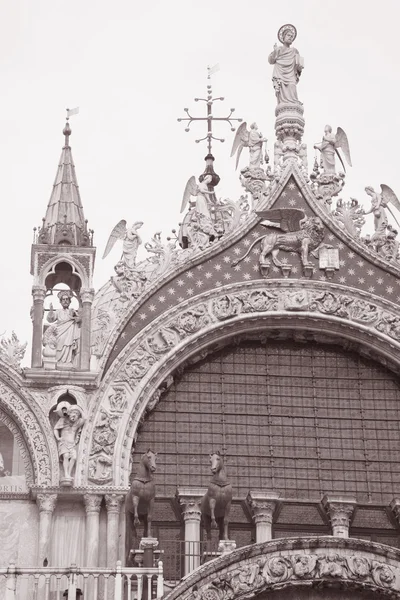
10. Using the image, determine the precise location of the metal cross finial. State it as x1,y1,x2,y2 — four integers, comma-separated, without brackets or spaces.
177,66,242,155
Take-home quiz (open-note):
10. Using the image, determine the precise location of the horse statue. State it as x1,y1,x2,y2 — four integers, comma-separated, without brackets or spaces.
201,451,232,541
126,449,157,541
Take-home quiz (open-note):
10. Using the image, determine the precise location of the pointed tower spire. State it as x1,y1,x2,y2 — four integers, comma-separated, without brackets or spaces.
38,118,91,247
30,115,96,373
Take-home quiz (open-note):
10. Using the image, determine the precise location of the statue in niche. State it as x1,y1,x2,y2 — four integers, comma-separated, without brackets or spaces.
53,401,85,485
314,125,352,174
47,290,81,369
268,24,303,105
230,122,268,170
103,220,144,270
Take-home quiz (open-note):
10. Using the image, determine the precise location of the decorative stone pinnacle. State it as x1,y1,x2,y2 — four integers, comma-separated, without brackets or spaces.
322,495,356,537
83,493,103,514
36,493,57,514
105,493,125,514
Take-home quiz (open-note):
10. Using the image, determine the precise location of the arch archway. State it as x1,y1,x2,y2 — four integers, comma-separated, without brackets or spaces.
82,279,400,487
163,537,400,600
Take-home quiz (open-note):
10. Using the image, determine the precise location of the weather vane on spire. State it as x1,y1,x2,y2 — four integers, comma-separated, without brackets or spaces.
177,65,242,155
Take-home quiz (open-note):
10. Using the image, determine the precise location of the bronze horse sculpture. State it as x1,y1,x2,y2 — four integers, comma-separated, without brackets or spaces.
201,451,232,541
126,449,157,541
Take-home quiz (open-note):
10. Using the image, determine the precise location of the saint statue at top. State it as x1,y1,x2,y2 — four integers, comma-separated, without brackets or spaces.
268,24,303,105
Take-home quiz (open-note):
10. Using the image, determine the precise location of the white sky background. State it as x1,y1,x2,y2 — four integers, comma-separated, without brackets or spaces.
1,0,400,363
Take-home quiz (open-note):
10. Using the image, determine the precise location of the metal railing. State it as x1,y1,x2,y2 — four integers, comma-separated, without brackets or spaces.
0,560,163,600
160,540,219,584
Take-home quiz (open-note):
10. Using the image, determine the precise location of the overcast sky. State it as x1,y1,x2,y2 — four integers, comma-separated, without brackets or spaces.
1,0,400,364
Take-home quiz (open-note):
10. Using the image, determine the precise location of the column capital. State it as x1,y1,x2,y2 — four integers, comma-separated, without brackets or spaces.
177,487,206,522
32,285,46,302
247,490,280,524
84,493,103,514
80,288,95,304
390,498,400,524
105,493,125,514
322,494,356,537
36,493,57,514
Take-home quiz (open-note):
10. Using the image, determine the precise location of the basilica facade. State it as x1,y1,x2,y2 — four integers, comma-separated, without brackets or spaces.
2,24,400,600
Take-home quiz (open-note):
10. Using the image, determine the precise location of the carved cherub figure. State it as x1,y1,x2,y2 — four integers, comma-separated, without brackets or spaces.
230,122,268,170
103,221,144,269
314,125,352,174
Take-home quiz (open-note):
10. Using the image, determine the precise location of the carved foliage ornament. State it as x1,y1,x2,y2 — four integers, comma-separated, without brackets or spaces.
187,552,398,600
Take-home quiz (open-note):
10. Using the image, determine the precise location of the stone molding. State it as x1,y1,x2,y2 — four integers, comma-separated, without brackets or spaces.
83,278,400,486
32,285,46,302
36,493,58,514
163,537,400,600
83,493,103,513
105,493,125,514
80,287,95,304
0,376,58,485
98,162,400,377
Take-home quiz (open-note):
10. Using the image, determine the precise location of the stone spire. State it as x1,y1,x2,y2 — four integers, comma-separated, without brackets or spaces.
37,120,92,247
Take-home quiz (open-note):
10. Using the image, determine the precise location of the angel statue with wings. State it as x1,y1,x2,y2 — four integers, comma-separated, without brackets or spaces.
230,122,268,170
179,175,217,249
364,185,400,236
103,221,144,269
314,125,352,174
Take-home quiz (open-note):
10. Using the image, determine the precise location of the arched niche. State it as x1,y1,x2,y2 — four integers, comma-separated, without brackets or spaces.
0,411,32,491
0,377,58,486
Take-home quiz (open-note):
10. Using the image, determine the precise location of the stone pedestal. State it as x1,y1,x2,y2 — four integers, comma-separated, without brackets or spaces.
247,491,280,543
105,494,125,567
178,487,206,575
275,102,305,163
83,494,102,567
36,493,57,565
218,540,236,555
322,494,356,538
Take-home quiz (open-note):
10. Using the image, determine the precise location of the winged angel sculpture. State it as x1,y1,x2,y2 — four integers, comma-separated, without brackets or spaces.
102,220,144,269
230,122,268,170
363,185,400,258
232,208,325,269
314,125,352,174
179,175,217,249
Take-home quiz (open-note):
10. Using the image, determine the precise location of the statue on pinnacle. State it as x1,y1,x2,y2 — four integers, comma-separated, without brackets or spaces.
268,24,304,105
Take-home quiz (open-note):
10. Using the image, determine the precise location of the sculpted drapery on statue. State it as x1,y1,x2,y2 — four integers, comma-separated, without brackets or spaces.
53,400,85,485
230,122,268,170
314,125,352,174
47,290,81,368
268,24,303,105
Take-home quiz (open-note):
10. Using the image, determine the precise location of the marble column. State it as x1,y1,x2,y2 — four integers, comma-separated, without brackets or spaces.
322,494,356,538
31,286,46,368
247,491,280,543
178,488,206,576
36,493,57,565
79,288,94,371
83,494,103,567
105,494,125,567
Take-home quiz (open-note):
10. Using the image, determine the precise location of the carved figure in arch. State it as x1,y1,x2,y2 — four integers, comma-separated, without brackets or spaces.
201,451,232,541
103,220,144,270
268,24,303,105
47,290,81,369
232,209,325,269
230,122,268,170
53,401,85,484
126,449,157,541
314,125,352,174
